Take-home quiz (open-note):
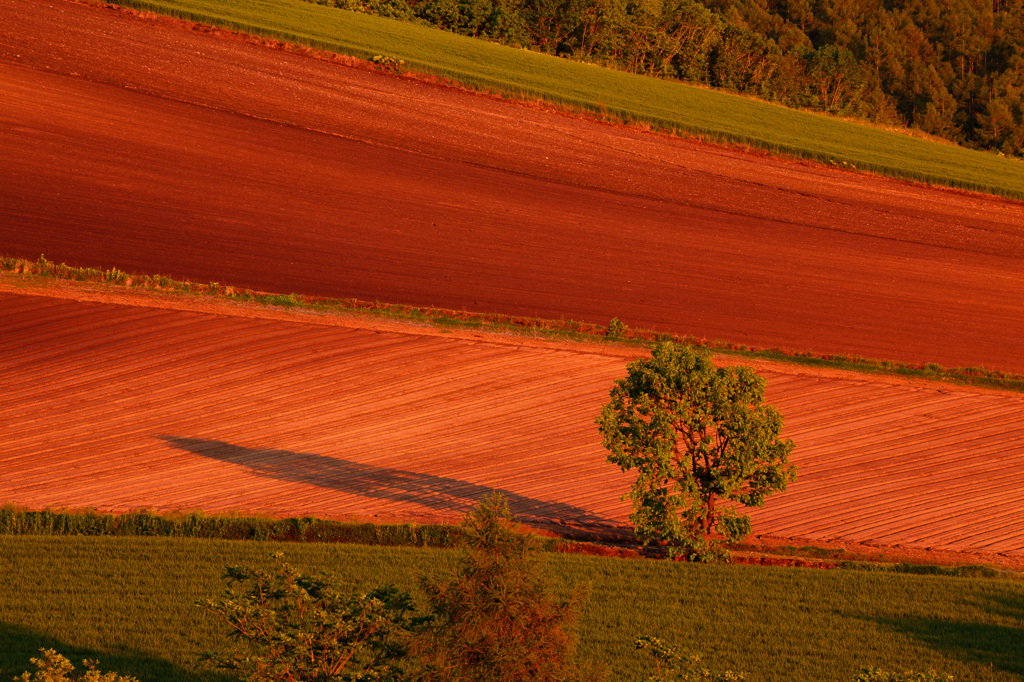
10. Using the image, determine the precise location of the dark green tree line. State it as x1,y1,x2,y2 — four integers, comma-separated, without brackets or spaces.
310,0,1024,156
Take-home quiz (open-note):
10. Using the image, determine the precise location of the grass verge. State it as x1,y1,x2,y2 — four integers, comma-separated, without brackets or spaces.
3,504,1016,576
5,254,1023,393
100,0,1024,198
1,535,1022,681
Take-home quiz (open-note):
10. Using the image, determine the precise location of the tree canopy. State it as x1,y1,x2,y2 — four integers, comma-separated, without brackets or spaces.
597,342,795,561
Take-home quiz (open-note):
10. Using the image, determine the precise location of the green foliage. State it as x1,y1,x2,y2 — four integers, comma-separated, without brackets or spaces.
804,44,865,114
710,24,779,94
298,0,1024,157
633,637,745,681
372,54,406,72
102,267,130,285
196,497,596,682
0,506,465,547
199,552,418,681
415,493,595,682
607,317,627,338
597,342,795,561
2,536,1023,681
852,670,953,682
14,650,139,682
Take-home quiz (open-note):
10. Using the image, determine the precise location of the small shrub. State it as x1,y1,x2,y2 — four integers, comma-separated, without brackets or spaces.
103,267,129,284
852,669,953,682
415,493,597,682
196,497,595,682
267,293,301,307
372,54,405,73
607,317,628,338
634,637,745,681
199,552,418,681
15,649,138,682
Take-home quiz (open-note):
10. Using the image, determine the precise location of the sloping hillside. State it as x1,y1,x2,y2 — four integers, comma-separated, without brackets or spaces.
2,0,1023,373
3,286,1021,563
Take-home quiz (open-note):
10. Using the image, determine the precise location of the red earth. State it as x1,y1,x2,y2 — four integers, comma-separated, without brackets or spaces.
2,280,1023,568
2,0,1024,374
2,0,1024,569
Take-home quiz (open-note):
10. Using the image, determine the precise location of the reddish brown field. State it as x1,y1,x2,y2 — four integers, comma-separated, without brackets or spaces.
3,0,1023,567
2,0,1024,374
3,285,1022,564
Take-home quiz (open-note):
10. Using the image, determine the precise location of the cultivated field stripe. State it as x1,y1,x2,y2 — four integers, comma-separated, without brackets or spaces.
4,4,1024,376
2,292,1022,558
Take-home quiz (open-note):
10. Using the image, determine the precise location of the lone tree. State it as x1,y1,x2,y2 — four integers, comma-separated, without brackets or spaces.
597,341,796,561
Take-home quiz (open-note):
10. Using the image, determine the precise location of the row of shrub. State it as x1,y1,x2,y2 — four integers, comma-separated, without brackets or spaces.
0,506,465,547
4,505,1015,582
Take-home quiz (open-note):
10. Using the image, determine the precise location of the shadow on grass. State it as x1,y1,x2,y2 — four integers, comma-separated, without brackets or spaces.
161,436,611,527
875,612,1023,677
0,622,230,682
977,588,1024,623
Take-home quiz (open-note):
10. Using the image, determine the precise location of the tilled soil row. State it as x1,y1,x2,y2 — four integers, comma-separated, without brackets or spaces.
2,0,1023,373
3,287,1021,566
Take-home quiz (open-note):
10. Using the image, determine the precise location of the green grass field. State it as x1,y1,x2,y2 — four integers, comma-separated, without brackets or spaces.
107,0,1024,198
2,536,1021,681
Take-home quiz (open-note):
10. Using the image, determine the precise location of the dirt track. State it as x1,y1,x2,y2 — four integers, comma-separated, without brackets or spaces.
2,285,1022,564
3,0,1024,373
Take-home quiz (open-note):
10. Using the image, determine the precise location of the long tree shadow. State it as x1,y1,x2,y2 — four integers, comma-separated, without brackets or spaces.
161,436,614,529
874,617,1023,677
978,588,1024,623
0,622,231,682
873,588,1024,678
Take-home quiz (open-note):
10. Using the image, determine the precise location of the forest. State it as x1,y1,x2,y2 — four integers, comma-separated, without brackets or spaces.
309,0,1024,157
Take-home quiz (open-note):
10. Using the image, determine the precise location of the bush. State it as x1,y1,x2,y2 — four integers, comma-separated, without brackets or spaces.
372,54,406,73
199,553,418,681
607,317,628,338
414,493,597,682
634,637,745,681
0,506,465,546
852,670,953,682
198,496,596,681
14,649,138,682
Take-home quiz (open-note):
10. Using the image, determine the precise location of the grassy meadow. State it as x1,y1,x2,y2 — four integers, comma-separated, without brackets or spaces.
1,535,1021,681
106,0,1024,198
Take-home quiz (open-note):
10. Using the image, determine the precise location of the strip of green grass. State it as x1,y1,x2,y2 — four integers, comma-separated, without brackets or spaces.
1,536,1022,681
5,255,1023,392
104,0,1024,198
5,504,1016,578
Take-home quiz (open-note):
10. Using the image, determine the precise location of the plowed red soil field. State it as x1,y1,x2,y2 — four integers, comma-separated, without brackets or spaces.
3,285,1022,564
3,0,1024,374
